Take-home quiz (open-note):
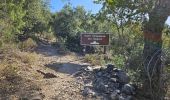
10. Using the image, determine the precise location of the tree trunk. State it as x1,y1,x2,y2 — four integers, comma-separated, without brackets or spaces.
143,6,169,100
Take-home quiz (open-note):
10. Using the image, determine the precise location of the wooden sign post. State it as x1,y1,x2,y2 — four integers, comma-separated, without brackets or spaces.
80,33,110,54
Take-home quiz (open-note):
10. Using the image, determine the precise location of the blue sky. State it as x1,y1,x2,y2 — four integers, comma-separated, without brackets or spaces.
50,0,170,25
50,0,102,14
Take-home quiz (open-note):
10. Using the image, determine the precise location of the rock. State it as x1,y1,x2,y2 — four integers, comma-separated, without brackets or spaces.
104,84,109,88
109,82,120,90
110,93,118,99
103,73,111,78
94,77,109,92
82,86,95,96
113,68,121,72
116,71,129,84
84,79,92,85
86,66,93,71
119,95,126,100
126,96,133,100
115,89,121,94
110,78,117,82
110,89,121,100
82,64,135,99
82,86,91,96
121,84,135,95
97,72,102,77
97,81,107,92
106,64,115,72
118,95,133,100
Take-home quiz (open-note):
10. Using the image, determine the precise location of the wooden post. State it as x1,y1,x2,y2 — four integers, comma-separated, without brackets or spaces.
104,46,106,54
83,46,86,56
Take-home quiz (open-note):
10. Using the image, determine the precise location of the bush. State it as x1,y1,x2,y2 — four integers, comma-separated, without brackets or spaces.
45,32,56,41
112,54,125,69
0,63,19,80
20,52,38,65
19,38,37,51
84,54,105,66
65,34,83,52
0,60,21,95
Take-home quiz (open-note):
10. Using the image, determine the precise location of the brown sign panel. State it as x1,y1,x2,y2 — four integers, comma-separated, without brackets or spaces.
81,33,110,46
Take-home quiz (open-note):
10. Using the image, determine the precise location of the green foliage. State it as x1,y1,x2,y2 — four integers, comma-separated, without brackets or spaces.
53,4,113,52
84,54,105,66
112,54,125,68
65,34,83,52
23,0,52,35
0,0,26,34
0,0,52,43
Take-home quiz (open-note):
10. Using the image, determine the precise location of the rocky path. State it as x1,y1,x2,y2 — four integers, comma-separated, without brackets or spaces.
22,45,87,100
17,43,90,100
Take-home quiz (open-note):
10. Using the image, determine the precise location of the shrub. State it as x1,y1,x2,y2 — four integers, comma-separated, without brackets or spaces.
84,54,105,66
19,38,37,51
112,54,125,69
20,52,38,65
65,34,83,52
0,63,19,80
0,60,21,95
45,32,56,41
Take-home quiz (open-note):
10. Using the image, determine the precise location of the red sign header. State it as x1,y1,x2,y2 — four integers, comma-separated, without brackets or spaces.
80,33,110,46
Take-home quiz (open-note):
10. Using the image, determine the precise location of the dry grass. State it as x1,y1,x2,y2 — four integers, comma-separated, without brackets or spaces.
0,43,39,96
19,38,37,51
0,44,41,82
19,52,39,65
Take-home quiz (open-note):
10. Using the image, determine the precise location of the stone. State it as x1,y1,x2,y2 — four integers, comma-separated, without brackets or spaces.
81,64,135,99
109,82,120,90
86,66,93,71
121,84,135,95
82,86,95,96
116,71,130,84
106,64,115,72
97,72,102,77
110,89,121,100
110,78,117,82
126,96,133,100
113,68,121,72
110,94,117,100
119,95,126,100
97,82,107,92
118,95,133,100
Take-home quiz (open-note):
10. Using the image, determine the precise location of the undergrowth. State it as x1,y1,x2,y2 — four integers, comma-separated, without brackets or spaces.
0,42,38,96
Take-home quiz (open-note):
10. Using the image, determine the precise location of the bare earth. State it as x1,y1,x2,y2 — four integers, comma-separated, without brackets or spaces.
5,43,92,100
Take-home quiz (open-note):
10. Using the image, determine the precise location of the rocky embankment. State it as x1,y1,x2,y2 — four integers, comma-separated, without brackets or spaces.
74,64,136,100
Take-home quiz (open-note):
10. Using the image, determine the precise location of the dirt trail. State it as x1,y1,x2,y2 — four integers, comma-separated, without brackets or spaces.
18,43,90,100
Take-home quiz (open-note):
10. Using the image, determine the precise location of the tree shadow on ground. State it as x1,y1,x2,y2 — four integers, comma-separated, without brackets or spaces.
34,42,59,56
34,41,72,57
45,62,89,75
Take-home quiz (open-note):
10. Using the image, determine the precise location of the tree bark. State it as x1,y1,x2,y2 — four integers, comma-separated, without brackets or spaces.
143,4,169,99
